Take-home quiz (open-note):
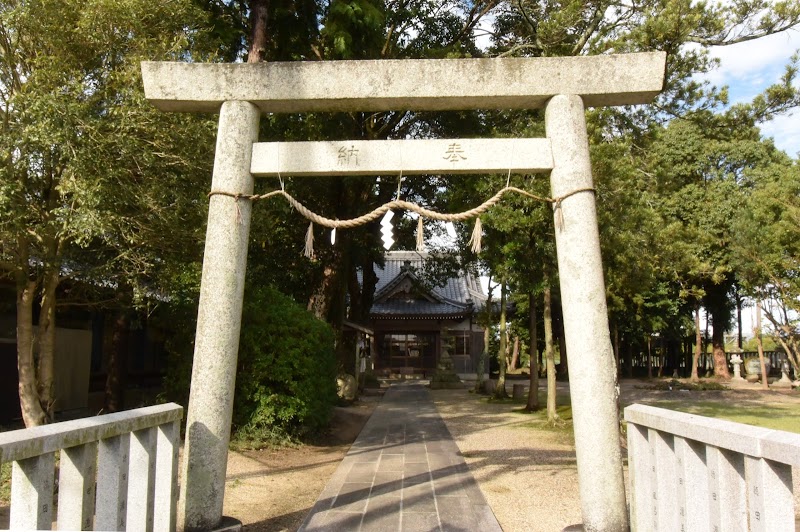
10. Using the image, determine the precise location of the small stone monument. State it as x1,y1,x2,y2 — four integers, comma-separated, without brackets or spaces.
744,357,768,383
730,354,745,382
430,329,463,389
773,360,793,388
337,373,357,401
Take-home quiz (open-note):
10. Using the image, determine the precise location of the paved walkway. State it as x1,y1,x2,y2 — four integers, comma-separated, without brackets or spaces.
298,383,502,531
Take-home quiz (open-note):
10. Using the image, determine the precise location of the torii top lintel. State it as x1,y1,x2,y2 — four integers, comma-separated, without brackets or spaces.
142,52,666,114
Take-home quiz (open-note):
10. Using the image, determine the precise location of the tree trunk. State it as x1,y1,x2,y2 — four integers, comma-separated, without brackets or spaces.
493,282,509,399
526,292,540,411
105,313,130,412
711,320,730,379
760,305,800,377
544,281,559,423
646,335,652,379
557,332,568,379
37,266,59,419
477,325,490,391
736,291,743,350
625,342,633,378
691,304,701,382
613,324,620,376
755,302,769,390
307,263,338,320
475,278,493,391
247,0,270,63
17,279,47,427
509,336,520,371
772,333,799,377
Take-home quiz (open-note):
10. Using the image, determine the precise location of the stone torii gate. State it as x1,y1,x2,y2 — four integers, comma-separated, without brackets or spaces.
142,52,666,532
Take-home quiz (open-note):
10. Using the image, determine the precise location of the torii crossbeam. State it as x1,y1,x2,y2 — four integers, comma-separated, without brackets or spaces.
142,52,666,532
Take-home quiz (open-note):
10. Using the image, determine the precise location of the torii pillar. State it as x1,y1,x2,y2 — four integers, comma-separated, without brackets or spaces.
142,52,666,532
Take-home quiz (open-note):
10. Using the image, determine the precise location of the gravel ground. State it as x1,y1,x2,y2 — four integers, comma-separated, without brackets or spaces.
432,379,800,532
432,386,584,532
3,380,795,530
223,397,379,531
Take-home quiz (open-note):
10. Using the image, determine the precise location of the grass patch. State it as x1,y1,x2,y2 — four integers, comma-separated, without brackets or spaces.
483,390,572,408
479,390,576,442
514,405,576,445
515,404,574,425
640,400,800,434
637,379,728,391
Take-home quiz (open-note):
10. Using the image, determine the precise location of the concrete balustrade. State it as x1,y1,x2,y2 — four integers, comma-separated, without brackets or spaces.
625,404,800,532
0,403,183,531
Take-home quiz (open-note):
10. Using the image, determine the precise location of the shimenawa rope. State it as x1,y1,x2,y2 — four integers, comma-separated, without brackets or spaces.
208,185,595,256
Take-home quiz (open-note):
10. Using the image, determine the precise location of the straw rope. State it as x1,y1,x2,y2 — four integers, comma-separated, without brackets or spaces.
207,186,595,229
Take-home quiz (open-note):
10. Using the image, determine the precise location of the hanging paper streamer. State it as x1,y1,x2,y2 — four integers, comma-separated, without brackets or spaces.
381,210,395,249
304,222,314,258
470,217,482,254
208,184,595,258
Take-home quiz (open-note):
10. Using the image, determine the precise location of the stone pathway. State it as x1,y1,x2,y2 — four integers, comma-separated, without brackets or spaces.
298,383,502,532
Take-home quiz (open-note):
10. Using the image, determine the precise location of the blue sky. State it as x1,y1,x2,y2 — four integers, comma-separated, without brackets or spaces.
702,28,800,158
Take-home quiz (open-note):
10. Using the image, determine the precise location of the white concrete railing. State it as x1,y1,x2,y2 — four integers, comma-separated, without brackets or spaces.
0,403,182,531
625,403,800,532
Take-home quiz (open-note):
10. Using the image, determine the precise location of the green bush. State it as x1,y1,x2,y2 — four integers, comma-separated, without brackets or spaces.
162,285,338,447
233,285,338,445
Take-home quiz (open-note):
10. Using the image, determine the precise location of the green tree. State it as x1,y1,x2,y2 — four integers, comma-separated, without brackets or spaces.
456,0,794,388
0,0,215,426
732,152,800,374
225,1,501,375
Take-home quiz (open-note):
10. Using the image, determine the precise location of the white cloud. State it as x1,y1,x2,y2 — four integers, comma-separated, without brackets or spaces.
761,109,800,157
706,30,799,86
700,27,800,156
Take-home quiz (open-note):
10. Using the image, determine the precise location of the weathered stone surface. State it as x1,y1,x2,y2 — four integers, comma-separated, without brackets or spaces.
298,384,501,532
625,404,800,467
57,441,97,530
625,404,775,458
0,403,182,463
429,372,463,389
96,433,131,530
178,100,260,532
154,420,181,532
546,94,628,531
140,50,671,532
744,455,794,531
337,374,358,401
10,452,54,530
512,384,525,400
251,138,553,176
142,53,666,113
627,412,798,532
127,427,157,531
730,354,745,381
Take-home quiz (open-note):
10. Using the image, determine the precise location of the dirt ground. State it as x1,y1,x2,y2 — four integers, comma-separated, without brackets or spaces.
222,379,800,531
1,380,797,530
223,395,380,531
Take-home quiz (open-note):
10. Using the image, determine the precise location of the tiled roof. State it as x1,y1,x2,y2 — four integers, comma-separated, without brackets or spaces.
371,300,471,317
369,251,486,318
